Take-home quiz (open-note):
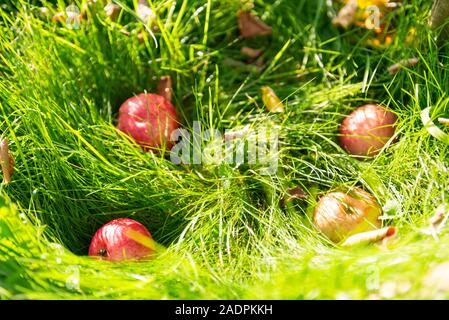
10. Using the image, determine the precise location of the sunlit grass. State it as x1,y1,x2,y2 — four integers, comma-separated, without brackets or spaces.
1,0,449,299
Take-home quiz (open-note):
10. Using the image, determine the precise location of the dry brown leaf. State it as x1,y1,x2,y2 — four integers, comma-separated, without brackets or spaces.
52,3,87,23
332,0,358,29
430,0,449,43
287,187,307,200
158,76,173,102
388,57,419,75
79,0,101,20
430,204,449,232
281,187,308,207
51,11,68,23
137,32,146,43
137,0,156,26
241,47,263,59
420,205,448,239
119,29,145,43
238,11,272,38
261,86,285,113
51,1,116,23
0,139,14,184
430,206,446,228
50,1,105,23
341,226,397,247
254,56,265,68
104,3,121,21
119,29,131,37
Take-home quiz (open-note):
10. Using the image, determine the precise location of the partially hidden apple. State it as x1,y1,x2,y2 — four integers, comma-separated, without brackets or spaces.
339,104,397,157
313,187,383,243
89,218,155,262
117,93,179,151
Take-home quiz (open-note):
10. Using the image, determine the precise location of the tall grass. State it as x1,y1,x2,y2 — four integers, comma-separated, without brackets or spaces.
1,0,449,299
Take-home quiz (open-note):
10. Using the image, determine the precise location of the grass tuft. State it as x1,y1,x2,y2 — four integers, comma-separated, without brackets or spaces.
1,0,449,299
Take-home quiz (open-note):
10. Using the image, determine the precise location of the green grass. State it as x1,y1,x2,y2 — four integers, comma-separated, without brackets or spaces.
1,0,449,299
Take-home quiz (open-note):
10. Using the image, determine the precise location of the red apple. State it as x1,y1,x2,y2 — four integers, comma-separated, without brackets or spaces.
313,187,382,243
338,104,397,157
88,218,155,261
117,93,179,150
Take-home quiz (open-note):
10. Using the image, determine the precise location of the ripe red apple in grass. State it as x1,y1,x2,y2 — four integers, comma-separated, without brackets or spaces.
338,104,397,157
88,218,155,262
117,93,179,151
313,187,383,243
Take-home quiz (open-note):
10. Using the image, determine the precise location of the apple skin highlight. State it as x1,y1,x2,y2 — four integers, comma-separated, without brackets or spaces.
117,93,179,151
338,104,397,157
89,218,154,262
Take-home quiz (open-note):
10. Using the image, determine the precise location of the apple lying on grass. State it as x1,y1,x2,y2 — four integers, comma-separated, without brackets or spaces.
117,93,179,151
313,187,383,243
89,218,155,262
339,104,397,157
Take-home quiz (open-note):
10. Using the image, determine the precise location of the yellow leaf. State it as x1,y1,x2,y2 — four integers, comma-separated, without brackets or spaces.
125,229,157,251
261,86,285,113
341,226,397,247
356,0,390,9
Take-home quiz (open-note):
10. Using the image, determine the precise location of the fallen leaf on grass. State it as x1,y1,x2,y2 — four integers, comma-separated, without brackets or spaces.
241,47,263,59
51,11,64,23
332,0,358,29
341,226,397,247
158,75,173,102
125,229,157,251
137,32,146,43
286,187,308,200
0,139,14,184
421,204,449,239
254,56,266,69
104,3,121,21
51,1,100,23
430,204,449,231
238,11,272,38
118,29,146,43
119,29,131,37
80,0,100,19
137,0,157,28
388,57,419,75
261,86,285,113
52,10,82,23
430,0,449,43
280,187,308,208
